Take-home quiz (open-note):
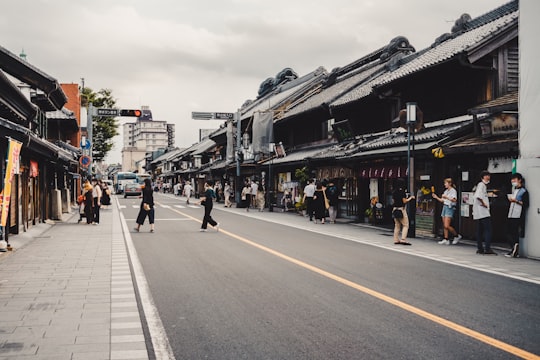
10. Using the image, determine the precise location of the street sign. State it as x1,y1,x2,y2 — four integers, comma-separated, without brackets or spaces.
79,155,91,168
215,112,234,120
95,108,119,117
80,139,91,150
192,112,234,120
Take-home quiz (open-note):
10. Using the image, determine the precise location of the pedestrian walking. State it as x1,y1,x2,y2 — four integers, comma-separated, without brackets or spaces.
505,173,528,258
198,180,219,232
82,179,94,224
183,181,193,205
224,182,232,208
473,170,496,255
392,180,414,245
91,178,102,225
134,178,155,233
242,181,251,211
303,179,316,221
256,183,265,212
312,182,326,224
325,180,339,223
101,181,111,208
432,178,462,245
251,180,258,208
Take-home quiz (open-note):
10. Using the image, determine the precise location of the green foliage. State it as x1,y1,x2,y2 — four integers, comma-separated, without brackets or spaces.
82,88,119,161
294,166,310,187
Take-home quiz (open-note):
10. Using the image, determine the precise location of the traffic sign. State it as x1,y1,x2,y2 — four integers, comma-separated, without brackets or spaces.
79,155,91,168
95,108,119,117
80,139,91,150
192,112,234,120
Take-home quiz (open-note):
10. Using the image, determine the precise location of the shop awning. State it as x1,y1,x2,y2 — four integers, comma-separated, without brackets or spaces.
346,141,439,159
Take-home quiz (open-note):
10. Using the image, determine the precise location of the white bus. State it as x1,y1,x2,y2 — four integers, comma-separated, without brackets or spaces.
136,173,152,185
114,172,137,194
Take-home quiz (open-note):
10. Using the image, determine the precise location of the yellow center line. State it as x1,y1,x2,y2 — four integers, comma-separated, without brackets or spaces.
161,203,539,360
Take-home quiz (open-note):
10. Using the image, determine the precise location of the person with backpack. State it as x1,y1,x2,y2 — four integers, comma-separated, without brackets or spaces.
325,180,339,223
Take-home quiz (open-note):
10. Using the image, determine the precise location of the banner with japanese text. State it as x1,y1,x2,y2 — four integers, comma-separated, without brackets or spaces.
0,138,22,227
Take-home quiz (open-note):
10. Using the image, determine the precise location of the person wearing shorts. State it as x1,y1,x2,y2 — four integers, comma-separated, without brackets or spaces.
432,178,462,245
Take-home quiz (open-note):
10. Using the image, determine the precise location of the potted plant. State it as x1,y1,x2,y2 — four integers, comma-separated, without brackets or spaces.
364,207,373,223
295,198,306,216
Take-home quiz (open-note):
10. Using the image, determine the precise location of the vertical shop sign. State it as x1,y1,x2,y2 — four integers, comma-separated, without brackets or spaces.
0,138,23,227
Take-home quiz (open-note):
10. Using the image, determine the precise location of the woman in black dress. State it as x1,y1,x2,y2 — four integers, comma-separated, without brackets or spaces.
199,180,219,232
83,179,93,224
313,182,326,224
134,178,155,233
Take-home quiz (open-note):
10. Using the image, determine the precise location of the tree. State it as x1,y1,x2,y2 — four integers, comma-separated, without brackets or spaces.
81,87,119,161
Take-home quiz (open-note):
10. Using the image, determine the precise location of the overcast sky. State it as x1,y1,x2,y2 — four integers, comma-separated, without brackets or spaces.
1,0,509,163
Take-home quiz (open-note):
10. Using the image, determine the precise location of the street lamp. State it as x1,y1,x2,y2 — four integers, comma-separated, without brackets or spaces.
406,102,416,238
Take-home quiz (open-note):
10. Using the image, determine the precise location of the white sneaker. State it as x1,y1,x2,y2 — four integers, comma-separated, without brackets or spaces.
200,229,207,232
438,239,450,245
215,223,220,232
452,234,462,245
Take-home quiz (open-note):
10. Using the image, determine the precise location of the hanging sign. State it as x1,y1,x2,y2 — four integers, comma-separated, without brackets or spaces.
1,138,23,227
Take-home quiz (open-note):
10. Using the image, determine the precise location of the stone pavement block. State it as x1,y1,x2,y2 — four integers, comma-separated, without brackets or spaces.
71,351,110,360
111,334,145,343
75,335,110,344
0,341,38,356
37,342,110,355
111,327,144,337
77,323,110,333
110,349,149,360
0,311,24,322
111,341,147,351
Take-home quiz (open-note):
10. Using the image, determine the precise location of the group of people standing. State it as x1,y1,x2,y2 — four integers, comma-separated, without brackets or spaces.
241,179,265,212
391,171,528,257
302,179,339,224
79,178,111,225
472,171,528,257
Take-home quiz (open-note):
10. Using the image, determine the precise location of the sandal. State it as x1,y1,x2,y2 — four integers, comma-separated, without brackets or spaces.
394,241,401,245
400,241,412,246
133,227,139,232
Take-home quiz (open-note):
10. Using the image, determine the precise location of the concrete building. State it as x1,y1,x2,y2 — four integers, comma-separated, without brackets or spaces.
121,106,175,171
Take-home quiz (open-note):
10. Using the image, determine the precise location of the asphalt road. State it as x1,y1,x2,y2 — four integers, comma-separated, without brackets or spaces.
121,193,540,360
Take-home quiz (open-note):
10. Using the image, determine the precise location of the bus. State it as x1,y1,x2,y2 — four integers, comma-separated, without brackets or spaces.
136,173,152,185
114,172,137,194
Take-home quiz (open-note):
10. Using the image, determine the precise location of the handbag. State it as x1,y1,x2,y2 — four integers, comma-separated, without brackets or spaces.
392,208,403,219
143,203,151,211
323,191,330,210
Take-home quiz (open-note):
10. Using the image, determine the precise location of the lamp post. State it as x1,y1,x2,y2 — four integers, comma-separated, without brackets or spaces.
406,102,416,238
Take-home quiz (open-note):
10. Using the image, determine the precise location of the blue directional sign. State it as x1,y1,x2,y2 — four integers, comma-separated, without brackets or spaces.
80,139,91,150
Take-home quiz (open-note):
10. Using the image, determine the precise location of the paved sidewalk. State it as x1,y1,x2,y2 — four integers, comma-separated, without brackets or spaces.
0,202,149,360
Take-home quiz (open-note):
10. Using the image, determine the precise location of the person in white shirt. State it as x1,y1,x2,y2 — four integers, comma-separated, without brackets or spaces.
251,180,259,208
224,182,232,208
505,173,528,258
302,179,316,221
91,179,102,225
432,178,462,245
183,181,193,205
473,171,495,255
